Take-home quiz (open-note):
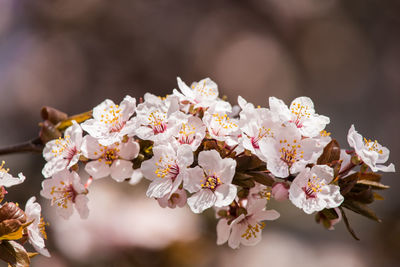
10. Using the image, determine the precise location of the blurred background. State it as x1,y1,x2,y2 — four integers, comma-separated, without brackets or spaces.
0,0,399,266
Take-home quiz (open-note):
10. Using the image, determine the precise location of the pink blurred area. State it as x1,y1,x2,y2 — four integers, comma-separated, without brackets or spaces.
0,0,399,266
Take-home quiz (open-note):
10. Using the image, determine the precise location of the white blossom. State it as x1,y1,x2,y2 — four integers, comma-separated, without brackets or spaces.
141,144,193,199
269,96,330,138
347,124,395,172
289,165,344,214
135,93,185,143
81,96,136,146
203,104,240,146
174,77,219,110
42,121,82,178
24,197,50,257
238,96,279,160
81,136,139,182
40,169,89,219
259,125,323,178
185,150,237,213
173,115,206,151
0,161,25,187
217,199,280,249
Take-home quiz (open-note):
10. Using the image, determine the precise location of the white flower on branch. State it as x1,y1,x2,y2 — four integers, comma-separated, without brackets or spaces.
81,96,136,146
141,144,193,199
217,199,280,249
203,104,240,146
259,125,323,178
81,136,139,182
238,96,279,160
42,121,82,178
40,169,89,219
24,196,50,257
347,124,395,172
174,77,219,110
269,96,330,138
0,161,25,187
289,165,344,214
173,115,206,151
185,150,237,213
135,93,185,143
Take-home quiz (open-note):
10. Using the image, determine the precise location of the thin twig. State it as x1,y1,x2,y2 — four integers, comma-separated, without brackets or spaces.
0,138,43,156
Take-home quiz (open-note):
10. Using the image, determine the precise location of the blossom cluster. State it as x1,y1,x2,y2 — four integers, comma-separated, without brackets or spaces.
35,77,395,253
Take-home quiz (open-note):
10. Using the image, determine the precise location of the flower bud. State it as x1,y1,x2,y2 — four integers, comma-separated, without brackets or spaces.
39,120,61,144
271,182,289,201
0,202,26,224
41,106,68,125
0,202,27,240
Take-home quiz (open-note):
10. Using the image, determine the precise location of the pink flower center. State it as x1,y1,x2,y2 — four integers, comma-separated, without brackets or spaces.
241,221,266,240
210,113,237,137
148,111,168,134
99,104,126,133
155,156,180,181
178,123,196,145
52,135,78,164
110,120,126,133
50,182,78,209
290,103,311,128
201,174,221,191
279,139,303,167
302,175,324,199
250,127,272,149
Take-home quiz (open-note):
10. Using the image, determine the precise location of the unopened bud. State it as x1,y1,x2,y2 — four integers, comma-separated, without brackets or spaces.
39,120,61,144
0,202,26,224
41,106,68,125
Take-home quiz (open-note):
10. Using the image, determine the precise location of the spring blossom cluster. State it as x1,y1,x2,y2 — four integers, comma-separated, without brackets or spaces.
31,77,400,254
0,77,395,267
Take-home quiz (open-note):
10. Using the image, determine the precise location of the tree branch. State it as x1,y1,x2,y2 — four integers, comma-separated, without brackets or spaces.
0,138,43,156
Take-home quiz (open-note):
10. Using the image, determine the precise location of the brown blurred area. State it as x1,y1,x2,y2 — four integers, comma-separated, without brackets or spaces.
0,0,399,266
